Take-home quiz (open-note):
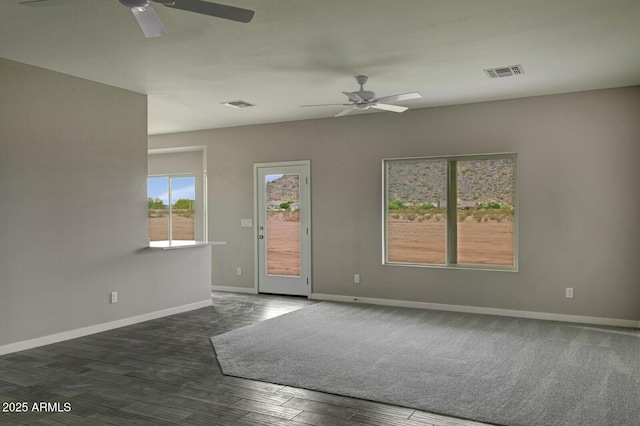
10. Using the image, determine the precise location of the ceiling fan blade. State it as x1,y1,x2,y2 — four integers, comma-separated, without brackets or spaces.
343,91,364,103
371,103,409,113
375,92,422,104
19,0,82,6
301,103,351,107
131,6,167,38
162,0,255,23
335,107,355,117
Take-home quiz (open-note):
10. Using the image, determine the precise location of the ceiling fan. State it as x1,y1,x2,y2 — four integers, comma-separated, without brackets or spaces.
301,75,422,117
19,0,255,38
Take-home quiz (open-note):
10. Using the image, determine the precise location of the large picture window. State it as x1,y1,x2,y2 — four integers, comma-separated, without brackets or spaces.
383,153,517,270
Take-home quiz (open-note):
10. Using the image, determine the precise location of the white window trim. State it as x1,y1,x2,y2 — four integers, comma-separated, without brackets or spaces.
148,173,199,243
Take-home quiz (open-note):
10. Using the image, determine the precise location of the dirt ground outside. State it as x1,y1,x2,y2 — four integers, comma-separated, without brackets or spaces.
148,216,195,241
388,216,514,266
266,211,300,276
388,219,447,264
265,211,513,274
149,212,512,271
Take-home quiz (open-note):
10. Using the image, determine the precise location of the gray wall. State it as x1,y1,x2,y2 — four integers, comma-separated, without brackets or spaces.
150,86,640,322
0,58,211,350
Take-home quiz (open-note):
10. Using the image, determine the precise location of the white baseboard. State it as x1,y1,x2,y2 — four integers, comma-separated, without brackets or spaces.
0,299,213,356
211,285,258,294
311,293,640,329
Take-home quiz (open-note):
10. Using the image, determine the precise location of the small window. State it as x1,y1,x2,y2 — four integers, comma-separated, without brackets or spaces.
383,153,517,270
148,175,196,242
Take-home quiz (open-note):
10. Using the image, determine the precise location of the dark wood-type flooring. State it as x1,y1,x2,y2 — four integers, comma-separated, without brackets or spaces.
0,292,490,425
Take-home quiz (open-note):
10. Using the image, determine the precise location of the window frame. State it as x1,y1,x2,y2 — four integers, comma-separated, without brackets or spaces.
148,173,198,243
382,153,518,272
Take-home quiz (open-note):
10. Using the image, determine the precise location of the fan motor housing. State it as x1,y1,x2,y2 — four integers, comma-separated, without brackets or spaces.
119,0,149,7
357,90,376,101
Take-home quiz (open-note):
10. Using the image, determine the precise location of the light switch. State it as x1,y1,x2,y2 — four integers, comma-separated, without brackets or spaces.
241,219,253,227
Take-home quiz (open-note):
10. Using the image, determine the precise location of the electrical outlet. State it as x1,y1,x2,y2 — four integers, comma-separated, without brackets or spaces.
237,267,242,276
565,288,573,299
354,274,360,284
110,291,118,304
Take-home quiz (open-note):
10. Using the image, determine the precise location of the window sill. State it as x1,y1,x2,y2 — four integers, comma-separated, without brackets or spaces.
148,240,227,250
383,261,517,272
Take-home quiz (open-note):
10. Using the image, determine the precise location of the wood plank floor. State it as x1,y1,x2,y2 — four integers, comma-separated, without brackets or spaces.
0,292,491,425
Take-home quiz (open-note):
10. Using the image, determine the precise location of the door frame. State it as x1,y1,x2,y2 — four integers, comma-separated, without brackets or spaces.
253,160,311,296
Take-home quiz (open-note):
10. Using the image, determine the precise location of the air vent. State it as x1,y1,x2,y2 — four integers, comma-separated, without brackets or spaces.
484,65,524,79
222,100,255,108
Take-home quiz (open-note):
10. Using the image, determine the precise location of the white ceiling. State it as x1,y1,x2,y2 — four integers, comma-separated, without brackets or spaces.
1,0,639,135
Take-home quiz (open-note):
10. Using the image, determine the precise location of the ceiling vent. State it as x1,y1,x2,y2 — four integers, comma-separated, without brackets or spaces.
484,65,524,79
222,100,255,108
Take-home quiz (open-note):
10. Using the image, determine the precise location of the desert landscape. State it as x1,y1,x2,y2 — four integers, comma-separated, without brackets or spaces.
262,210,514,272
148,214,195,241
386,156,516,266
146,160,514,271
149,207,513,269
264,174,302,276
266,211,301,276
387,214,514,265
260,161,515,273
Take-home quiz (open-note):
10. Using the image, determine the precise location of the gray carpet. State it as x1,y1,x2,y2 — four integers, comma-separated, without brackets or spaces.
210,302,640,426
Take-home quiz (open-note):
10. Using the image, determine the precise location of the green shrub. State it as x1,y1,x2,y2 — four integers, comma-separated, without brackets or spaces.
388,200,407,210
419,202,435,210
173,199,194,210
482,201,501,209
148,197,165,209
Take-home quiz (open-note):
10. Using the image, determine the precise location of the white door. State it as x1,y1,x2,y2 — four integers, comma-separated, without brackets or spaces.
255,161,310,296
